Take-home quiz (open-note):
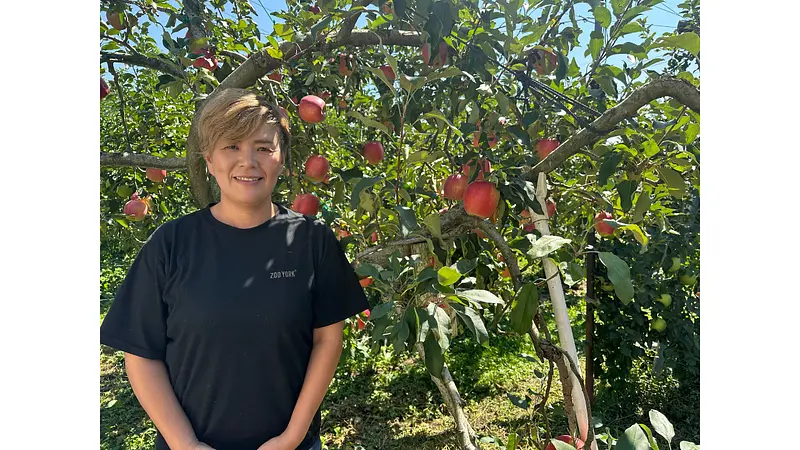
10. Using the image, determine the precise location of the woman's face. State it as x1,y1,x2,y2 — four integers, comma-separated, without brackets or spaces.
205,124,284,208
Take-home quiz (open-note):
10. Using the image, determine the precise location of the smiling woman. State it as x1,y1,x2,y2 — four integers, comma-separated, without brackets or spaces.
100,88,369,450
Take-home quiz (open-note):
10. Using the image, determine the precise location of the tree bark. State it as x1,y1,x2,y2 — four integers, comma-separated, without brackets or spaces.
523,77,700,180
100,152,187,170
415,343,480,450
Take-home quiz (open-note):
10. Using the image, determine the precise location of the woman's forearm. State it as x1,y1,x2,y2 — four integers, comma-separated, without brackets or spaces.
283,327,344,443
124,353,200,450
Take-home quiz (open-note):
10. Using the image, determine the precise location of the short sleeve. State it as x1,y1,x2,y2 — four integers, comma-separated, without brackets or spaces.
311,224,369,329
100,231,169,360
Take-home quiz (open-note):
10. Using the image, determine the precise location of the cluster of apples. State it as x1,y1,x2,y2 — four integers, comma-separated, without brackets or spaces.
120,169,167,221
290,95,385,218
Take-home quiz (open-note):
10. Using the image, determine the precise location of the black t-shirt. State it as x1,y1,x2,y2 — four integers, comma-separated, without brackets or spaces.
100,203,369,450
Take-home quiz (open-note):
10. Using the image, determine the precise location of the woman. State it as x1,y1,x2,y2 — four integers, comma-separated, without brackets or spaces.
100,88,369,450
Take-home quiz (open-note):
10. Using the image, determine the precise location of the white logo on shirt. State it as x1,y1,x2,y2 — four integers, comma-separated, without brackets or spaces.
270,270,297,279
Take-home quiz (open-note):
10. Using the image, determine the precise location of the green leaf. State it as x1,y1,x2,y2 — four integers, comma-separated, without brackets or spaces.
511,283,539,334
451,303,489,345
615,424,650,450
588,30,604,60
355,263,382,280
424,110,462,136
679,442,700,450
395,206,419,236
507,393,529,410
643,139,660,158
426,66,464,83
393,319,411,353
631,189,651,223
457,289,504,306
649,409,675,444
347,111,390,135
437,267,462,286
454,258,478,275
617,180,638,212
495,92,510,114
620,22,644,35
369,301,394,320
685,123,700,143
593,6,612,28
527,235,572,259
423,213,442,239
310,15,333,36
618,223,649,250
549,441,578,450
399,73,414,93
598,252,634,304
658,167,687,198
422,332,444,377
598,152,623,185
653,32,700,57
351,177,382,209
612,0,631,16
639,424,660,450
366,67,396,94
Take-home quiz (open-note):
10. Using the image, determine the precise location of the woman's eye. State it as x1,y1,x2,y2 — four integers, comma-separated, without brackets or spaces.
225,145,238,150
258,147,274,152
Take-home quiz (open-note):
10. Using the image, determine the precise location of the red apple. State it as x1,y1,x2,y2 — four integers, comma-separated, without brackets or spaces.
370,231,378,243
337,229,351,239
488,132,497,148
192,55,218,72
304,155,330,182
146,168,166,183
546,435,583,450
532,49,558,76
380,64,395,81
308,4,321,13
298,95,326,123
359,277,373,287
291,193,320,216
123,194,148,220
338,53,354,76
546,200,556,217
464,181,501,219
594,211,615,236
421,42,431,64
443,174,469,200
267,71,283,82
101,78,110,100
463,158,491,181
362,141,384,164
107,11,126,30
535,138,559,160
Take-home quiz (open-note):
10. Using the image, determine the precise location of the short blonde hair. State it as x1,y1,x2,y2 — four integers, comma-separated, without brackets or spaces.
196,88,291,162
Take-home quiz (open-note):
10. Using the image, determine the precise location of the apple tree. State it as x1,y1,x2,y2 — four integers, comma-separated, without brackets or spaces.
100,0,700,448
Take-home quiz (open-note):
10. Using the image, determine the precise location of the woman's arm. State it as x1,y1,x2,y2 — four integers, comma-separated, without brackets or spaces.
269,321,345,447
124,353,211,450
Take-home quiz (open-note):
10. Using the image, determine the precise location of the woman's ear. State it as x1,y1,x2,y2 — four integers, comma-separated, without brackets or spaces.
204,152,215,177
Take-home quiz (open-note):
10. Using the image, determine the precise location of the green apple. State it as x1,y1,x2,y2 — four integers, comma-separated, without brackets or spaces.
651,318,667,332
656,294,672,308
679,273,697,285
668,257,681,273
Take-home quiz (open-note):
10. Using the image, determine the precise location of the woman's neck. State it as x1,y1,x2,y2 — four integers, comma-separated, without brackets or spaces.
210,199,277,229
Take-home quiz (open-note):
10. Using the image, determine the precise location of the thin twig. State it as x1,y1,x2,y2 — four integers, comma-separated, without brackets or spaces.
107,62,134,154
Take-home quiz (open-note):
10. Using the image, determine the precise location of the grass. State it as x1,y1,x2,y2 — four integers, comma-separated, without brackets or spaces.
100,305,698,450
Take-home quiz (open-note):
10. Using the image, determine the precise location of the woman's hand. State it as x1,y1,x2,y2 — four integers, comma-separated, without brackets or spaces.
187,442,216,450
256,432,301,450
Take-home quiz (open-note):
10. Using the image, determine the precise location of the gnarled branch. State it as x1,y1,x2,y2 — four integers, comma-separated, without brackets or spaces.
101,152,187,170
524,77,700,180
100,51,185,80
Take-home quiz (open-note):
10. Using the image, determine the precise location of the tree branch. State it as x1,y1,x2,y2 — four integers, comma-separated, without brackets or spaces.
100,51,185,80
522,77,700,180
337,0,373,45
101,152,187,170
219,50,248,64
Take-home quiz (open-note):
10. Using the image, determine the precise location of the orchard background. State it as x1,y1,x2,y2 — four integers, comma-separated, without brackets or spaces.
99,0,700,448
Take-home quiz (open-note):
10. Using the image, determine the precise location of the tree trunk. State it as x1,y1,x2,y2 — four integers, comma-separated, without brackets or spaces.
415,343,480,450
